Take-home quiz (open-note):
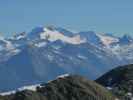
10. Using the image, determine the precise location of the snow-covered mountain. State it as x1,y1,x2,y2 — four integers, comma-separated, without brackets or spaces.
28,26,86,44
119,34,133,44
0,26,132,91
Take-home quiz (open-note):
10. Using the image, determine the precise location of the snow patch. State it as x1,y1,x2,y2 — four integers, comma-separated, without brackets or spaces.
52,45,61,50
17,84,41,91
0,90,16,96
0,84,42,96
39,28,86,45
106,87,112,90
57,74,70,78
34,41,47,47
77,54,87,59
97,34,119,46
11,49,21,55
13,32,26,40
47,54,54,61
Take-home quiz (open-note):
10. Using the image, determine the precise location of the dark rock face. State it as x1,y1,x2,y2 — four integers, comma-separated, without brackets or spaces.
0,75,115,100
96,64,133,99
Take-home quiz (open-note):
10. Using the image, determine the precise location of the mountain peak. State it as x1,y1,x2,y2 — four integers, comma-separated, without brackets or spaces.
97,33,119,46
44,25,57,31
12,32,26,40
28,26,86,45
122,34,133,41
120,34,133,43
28,26,60,39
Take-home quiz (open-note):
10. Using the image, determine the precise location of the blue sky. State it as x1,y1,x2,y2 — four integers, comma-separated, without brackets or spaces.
0,0,133,37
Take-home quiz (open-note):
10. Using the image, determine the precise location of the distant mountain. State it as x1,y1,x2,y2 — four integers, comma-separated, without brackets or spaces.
0,75,116,100
119,34,133,45
0,26,132,91
0,39,119,91
96,64,133,99
78,31,102,46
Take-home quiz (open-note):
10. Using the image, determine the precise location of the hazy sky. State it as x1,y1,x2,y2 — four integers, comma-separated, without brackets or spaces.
0,0,133,37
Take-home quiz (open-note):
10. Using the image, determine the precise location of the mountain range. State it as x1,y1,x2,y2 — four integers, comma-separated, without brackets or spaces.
0,26,133,91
